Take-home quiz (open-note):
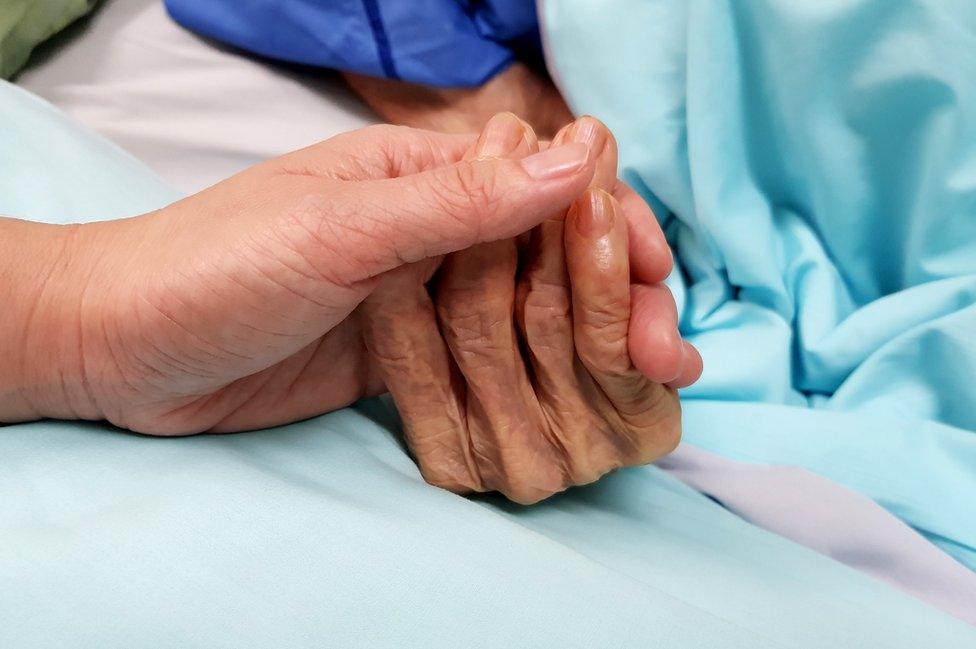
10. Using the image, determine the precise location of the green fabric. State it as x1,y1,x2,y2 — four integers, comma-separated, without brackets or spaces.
0,0,96,78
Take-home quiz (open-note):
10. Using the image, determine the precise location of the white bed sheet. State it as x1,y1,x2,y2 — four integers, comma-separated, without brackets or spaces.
18,0,375,195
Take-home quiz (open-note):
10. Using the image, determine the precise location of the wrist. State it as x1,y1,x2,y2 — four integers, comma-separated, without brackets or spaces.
0,217,103,423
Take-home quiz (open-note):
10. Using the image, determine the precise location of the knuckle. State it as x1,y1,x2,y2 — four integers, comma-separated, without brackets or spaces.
502,480,556,506
579,292,630,329
632,389,682,462
495,459,569,505
422,469,478,496
411,434,483,495
436,301,509,366
577,321,632,375
524,277,572,318
518,277,573,352
429,162,499,227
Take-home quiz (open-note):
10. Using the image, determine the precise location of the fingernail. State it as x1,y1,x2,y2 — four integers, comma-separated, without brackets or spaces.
476,112,525,158
521,143,589,180
568,116,605,151
575,189,614,237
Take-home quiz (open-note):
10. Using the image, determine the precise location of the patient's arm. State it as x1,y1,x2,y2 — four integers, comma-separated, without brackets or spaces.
343,62,573,138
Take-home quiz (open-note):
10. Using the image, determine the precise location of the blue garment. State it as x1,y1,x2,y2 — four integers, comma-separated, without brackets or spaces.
163,0,539,88
542,0,976,570
4,78,975,647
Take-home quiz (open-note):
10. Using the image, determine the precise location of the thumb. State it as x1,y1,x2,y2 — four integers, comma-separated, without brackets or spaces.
340,142,595,281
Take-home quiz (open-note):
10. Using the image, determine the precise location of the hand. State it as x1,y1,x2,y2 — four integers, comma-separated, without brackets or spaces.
361,113,702,504
343,62,574,139
8,122,599,434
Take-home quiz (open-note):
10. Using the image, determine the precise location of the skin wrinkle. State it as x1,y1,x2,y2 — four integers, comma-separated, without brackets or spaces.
51,226,88,420
248,217,344,309
221,245,327,334
121,318,217,398
18,226,77,418
73,251,101,421
418,166,496,255
276,337,330,408
354,179,458,268
289,190,391,289
273,125,447,181
365,291,483,490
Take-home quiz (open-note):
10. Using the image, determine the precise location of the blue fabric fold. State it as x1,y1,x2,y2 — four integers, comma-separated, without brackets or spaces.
163,0,538,87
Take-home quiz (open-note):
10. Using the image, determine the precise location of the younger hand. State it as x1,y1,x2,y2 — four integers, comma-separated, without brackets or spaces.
22,123,597,434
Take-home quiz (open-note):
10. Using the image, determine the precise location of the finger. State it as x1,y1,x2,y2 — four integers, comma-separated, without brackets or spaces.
516,213,631,486
436,113,569,504
554,117,673,284
275,125,478,180
356,112,539,494
436,242,566,504
515,117,628,485
329,139,595,285
565,188,681,462
627,283,685,384
565,189,633,377
360,267,485,495
668,341,704,389
552,116,617,190
613,182,674,283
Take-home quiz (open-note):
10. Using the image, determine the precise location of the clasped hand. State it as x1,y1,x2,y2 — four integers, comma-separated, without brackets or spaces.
16,113,700,503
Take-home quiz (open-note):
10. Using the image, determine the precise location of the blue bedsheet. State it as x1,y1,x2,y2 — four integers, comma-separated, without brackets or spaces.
542,0,976,571
2,79,975,646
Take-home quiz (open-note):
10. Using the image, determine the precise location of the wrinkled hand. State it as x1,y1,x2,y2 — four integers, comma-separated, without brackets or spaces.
362,114,701,503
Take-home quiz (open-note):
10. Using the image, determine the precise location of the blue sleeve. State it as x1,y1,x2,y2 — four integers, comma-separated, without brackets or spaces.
163,0,539,88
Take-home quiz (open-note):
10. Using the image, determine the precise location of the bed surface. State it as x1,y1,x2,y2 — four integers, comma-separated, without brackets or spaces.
9,0,976,638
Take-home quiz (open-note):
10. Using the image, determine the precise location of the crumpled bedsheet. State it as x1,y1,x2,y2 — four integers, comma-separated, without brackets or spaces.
542,0,976,572
2,79,975,647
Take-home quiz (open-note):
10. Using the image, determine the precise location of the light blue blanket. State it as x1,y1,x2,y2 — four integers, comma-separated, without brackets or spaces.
542,0,976,571
2,80,974,646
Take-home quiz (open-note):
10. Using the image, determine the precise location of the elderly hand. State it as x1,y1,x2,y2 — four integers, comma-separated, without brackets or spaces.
362,113,701,503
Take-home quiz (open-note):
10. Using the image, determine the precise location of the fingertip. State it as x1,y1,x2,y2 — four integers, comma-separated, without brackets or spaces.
666,341,703,389
629,323,685,384
552,116,617,191
615,182,673,283
628,283,684,383
474,112,539,159
519,142,592,181
627,217,674,283
565,116,608,155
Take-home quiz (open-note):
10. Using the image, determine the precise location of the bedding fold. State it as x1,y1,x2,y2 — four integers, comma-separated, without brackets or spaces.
541,0,976,571
3,77,975,646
